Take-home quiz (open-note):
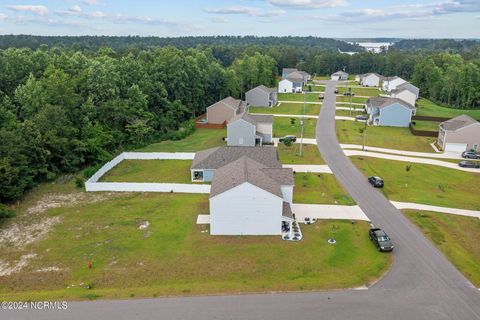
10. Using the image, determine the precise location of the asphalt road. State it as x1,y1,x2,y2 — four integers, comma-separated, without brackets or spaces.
4,81,479,320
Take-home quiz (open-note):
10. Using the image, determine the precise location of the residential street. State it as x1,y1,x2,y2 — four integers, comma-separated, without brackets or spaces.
4,81,479,320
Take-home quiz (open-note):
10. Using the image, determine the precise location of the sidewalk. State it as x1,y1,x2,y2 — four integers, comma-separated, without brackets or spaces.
291,204,369,222
283,164,332,173
391,201,480,219
340,144,462,159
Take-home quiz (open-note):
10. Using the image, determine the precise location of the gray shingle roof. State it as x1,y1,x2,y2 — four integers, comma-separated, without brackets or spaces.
228,112,273,126
332,71,348,76
261,168,294,186
218,96,247,114
254,85,277,94
283,68,297,74
367,96,415,110
286,71,304,82
209,157,284,198
191,146,281,170
362,72,385,80
440,115,478,131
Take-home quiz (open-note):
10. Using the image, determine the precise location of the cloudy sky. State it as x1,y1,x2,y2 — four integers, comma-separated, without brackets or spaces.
0,0,479,38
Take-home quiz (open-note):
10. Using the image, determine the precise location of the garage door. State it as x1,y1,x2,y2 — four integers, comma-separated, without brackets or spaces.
445,143,467,152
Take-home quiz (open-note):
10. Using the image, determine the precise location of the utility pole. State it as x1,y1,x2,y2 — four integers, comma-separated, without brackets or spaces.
299,90,306,157
349,87,353,116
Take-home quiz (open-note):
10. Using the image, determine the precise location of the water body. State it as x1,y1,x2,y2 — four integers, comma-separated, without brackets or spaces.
349,42,393,53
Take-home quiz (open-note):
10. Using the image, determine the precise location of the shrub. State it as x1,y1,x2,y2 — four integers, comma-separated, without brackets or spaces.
84,163,104,178
75,177,84,188
0,204,15,220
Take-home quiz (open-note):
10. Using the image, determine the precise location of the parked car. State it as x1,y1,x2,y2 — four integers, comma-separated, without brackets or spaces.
343,92,355,96
458,161,480,168
368,176,384,188
355,115,368,121
369,228,394,252
334,89,339,94
279,135,297,143
461,151,480,159
318,93,324,100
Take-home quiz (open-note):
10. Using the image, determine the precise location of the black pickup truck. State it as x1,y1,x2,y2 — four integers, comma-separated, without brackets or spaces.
369,227,394,252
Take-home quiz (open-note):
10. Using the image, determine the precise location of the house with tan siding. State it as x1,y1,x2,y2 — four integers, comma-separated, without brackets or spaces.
206,97,247,124
438,115,480,152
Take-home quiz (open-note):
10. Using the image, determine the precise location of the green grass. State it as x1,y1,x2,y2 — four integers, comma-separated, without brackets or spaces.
351,156,480,210
337,86,383,97
0,192,389,301
336,96,368,104
415,99,480,120
336,120,435,152
313,75,330,80
336,109,366,117
278,93,323,103
411,120,440,132
304,85,325,92
403,210,480,287
249,103,320,116
273,117,316,138
277,144,325,164
137,128,226,152
293,173,356,205
100,160,193,183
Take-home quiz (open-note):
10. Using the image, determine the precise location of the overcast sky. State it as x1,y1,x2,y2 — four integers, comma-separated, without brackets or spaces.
0,0,479,38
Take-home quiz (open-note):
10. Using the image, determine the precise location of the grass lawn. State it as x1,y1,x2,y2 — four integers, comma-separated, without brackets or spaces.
415,99,480,120
351,156,480,210
249,103,320,116
336,109,366,117
337,86,383,97
137,128,226,152
304,85,325,92
403,210,480,286
100,160,192,183
273,117,316,138
278,93,323,103
277,144,325,164
293,173,356,205
411,120,440,132
0,191,390,301
336,120,435,152
336,96,368,104
313,75,330,80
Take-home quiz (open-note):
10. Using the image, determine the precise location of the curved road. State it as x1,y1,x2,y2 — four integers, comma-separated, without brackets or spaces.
6,81,479,320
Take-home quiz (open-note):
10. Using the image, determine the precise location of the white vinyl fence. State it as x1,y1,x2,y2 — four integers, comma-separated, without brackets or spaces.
85,152,210,194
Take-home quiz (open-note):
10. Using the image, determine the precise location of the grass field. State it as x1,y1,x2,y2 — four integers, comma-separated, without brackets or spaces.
415,99,480,120
0,191,389,301
336,96,368,104
100,160,193,183
277,144,325,164
411,120,440,132
249,102,320,116
273,117,316,138
278,93,323,103
137,128,226,152
336,120,435,152
351,156,480,210
293,173,356,205
304,85,325,92
337,86,383,97
403,210,480,286
336,109,367,117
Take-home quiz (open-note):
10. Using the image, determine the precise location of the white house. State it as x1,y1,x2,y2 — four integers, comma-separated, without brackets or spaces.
382,76,407,92
209,157,294,235
391,88,417,107
331,71,349,80
227,112,273,147
360,73,384,87
278,79,294,93
438,115,480,152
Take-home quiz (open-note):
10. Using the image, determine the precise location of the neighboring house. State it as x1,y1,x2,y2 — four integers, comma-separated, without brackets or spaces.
282,68,298,79
278,79,294,93
391,87,417,107
190,146,281,182
206,97,247,124
285,71,305,92
395,82,420,98
297,71,311,82
438,115,480,152
359,73,384,87
209,156,294,235
246,85,278,107
382,76,407,92
331,71,349,80
227,112,273,147
366,97,416,127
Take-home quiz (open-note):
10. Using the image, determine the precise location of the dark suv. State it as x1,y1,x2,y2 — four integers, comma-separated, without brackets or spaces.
461,151,480,159
279,135,297,143
369,228,394,252
368,176,384,188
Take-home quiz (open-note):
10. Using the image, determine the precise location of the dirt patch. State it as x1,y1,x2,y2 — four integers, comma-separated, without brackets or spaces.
0,253,37,277
26,192,115,215
0,217,61,248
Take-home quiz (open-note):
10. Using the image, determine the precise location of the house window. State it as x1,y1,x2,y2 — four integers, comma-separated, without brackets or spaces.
474,144,479,151
193,171,204,181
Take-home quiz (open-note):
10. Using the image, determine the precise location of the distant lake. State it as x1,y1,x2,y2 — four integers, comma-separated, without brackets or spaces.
348,42,393,53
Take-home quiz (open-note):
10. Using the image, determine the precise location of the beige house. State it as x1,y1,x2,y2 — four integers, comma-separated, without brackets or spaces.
438,115,480,152
206,97,247,124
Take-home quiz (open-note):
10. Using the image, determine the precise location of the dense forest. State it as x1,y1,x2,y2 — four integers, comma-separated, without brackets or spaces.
1,36,479,205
